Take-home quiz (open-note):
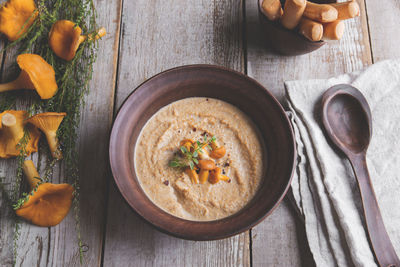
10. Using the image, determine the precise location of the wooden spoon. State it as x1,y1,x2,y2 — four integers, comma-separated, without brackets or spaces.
321,84,400,267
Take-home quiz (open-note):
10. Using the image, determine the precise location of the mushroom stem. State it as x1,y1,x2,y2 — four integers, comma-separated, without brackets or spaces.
0,72,33,93
22,160,41,190
1,113,24,142
199,170,209,184
45,131,61,159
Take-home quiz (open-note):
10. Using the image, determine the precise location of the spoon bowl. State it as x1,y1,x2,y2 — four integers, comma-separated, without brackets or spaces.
322,85,372,154
321,84,400,267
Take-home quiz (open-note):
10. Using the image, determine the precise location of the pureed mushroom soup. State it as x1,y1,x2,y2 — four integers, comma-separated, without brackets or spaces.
134,97,265,221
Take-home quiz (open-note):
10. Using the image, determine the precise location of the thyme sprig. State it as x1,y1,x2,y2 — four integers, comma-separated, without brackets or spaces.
12,176,43,210
169,135,217,170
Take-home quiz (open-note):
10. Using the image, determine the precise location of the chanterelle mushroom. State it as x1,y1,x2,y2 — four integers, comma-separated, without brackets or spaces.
0,110,40,158
210,140,226,159
209,167,230,184
27,112,66,159
49,20,106,61
0,54,58,99
15,160,74,227
197,159,216,184
0,0,38,41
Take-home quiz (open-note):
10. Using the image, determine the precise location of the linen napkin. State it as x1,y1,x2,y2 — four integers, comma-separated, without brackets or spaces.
286,59,400,267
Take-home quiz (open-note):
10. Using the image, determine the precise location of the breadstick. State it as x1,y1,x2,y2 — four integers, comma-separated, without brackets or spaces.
330,1,360,20
299,17,323,42
281,0,307,29
262,0,283,21
303,1,338,23
323,20,345,40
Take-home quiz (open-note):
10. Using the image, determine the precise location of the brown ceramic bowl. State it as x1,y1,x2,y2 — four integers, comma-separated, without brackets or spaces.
258,0,336,56
109,65,296,240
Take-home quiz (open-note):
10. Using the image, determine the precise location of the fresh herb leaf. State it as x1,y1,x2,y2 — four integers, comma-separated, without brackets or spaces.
189,161,195,170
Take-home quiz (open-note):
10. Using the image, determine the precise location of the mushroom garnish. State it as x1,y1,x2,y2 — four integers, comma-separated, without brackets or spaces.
169,135,230,184
0,54,58,99
197,159,216,184
27,112,66,159
49,20,106,61
15,160,74,227
210,140,226,159
0,110,40,158
209,167,230,184
0,0,38,41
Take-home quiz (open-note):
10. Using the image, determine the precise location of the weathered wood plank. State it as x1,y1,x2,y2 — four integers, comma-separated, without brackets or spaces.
0,0,122,265
246,0,372,266
365,0,400,61
103,0,250,266
46,0,123,265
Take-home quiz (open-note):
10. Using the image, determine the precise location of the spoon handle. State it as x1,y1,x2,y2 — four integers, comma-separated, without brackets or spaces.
350,153,400,267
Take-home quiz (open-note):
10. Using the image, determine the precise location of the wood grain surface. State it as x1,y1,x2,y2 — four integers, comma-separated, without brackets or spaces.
0,0,398,266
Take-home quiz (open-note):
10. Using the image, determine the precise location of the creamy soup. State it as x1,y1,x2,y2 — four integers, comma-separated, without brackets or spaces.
134,97,265,221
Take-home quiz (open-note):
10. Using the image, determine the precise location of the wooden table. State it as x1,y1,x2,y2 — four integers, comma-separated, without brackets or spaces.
0,0,398,266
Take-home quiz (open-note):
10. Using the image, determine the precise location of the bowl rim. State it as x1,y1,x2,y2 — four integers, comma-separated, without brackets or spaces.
109,64,297,240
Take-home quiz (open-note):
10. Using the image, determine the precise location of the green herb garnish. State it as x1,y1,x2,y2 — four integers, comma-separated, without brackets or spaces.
169,135,217,170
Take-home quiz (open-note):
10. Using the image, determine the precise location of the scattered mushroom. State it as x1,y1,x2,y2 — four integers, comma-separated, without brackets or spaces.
0,0,38,41
210,140,226,159
0,110,40,158
15,160,74,227
49,20,106,61
27,112,66,159
197,159,216,184
208,167,230,184
0,54,58,99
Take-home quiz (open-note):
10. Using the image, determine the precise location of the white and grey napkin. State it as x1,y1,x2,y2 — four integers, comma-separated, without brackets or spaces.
286,59,400,267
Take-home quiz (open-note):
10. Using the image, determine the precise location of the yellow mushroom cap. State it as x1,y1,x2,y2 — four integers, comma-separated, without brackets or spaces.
0,110,40,158
49,20,84,61
16,54,58,99
15,183,74,227
0,0,37,41
27,112,66,133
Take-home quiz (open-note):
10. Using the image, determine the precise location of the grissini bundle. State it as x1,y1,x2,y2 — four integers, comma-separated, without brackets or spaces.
261,0,360,42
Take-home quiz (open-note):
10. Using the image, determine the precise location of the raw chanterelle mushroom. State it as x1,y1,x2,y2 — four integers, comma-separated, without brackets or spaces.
0,110,40,158
0,54,58,99
0,0,38,41
15,160,74,227
49,20,106,61
27,112,66,159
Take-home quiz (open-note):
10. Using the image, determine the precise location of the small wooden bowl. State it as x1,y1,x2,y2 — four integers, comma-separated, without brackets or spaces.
109,65,296,240
258,0,336,56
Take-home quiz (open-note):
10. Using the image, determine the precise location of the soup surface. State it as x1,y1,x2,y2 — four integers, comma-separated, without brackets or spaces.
134,97,265,221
